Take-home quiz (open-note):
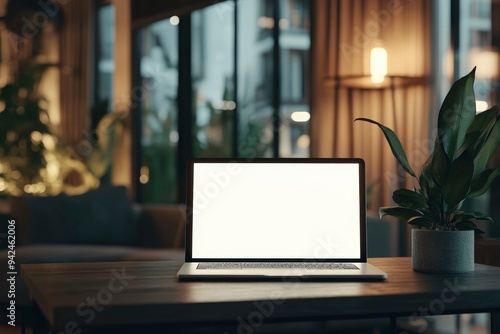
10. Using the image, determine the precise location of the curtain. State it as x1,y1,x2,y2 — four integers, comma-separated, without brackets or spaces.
311,0,431,212
59,0,92,150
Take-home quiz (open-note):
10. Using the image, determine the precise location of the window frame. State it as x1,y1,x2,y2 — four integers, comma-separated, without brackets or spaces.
132,0,311,203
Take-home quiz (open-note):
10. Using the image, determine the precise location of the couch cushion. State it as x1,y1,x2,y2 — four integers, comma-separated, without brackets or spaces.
1,244,183,264
11,186,140,246
139,204,186,248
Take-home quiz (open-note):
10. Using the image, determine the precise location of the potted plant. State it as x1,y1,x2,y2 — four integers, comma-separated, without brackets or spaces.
356,67,500,273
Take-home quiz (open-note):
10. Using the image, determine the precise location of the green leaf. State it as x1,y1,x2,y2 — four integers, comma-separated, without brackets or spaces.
418,173,429,197
392,188,427,209
355,118,416,177
453,210,493,222
475,228,486,234
430,139,450,186
379,206,422,220
468,168,500,198
436,68,477,161
407,216,433,229
460,106,499,157
455,220,478,231
442,151,474,211
473,117,500,179
420,162,444,211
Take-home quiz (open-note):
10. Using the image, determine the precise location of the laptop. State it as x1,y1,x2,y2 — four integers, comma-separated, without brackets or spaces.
177,158,387,280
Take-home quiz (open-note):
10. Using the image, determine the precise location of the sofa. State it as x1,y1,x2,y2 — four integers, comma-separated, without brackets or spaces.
0,186,186,322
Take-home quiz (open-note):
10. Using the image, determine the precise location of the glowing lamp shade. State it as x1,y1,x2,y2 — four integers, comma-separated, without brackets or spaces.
476,100,488,114
370,47,388,84
291,111,311,122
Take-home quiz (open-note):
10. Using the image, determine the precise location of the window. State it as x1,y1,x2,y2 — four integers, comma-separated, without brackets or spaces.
192,5,235,158
90,3,115,183
137,20,179,203
94,4,115,109
279,0,310,158
445,0,500,236
134,0,311,203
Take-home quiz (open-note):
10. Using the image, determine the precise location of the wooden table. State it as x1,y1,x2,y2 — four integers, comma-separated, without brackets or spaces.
21,258,500,333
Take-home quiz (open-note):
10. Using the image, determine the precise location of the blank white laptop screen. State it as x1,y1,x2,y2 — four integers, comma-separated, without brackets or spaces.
191,162,362,259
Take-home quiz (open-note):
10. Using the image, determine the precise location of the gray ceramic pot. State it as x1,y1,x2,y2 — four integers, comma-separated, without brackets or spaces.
411,229,474,273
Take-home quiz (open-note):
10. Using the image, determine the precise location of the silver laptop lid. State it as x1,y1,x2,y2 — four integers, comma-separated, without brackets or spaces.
185,158,367,262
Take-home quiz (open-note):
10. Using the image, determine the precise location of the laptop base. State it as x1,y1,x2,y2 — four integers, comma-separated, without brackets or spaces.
177,262,387,281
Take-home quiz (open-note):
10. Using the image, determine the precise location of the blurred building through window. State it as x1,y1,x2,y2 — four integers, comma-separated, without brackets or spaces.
95,4,115,109
137,20,179,203
133,0,311,203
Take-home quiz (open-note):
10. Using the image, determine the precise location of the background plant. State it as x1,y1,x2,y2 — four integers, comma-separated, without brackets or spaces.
356,68,500,232
0,61,121,196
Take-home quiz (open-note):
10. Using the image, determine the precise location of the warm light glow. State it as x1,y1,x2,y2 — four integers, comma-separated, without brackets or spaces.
38,100,49,110
370,47,388,84
279,18,289,29
291,111,311,122
170,16,180,26
0,101,5,113
140,166,149,184
37,183,47,193
476,100,489,113
18,88,28,99
22,183,46,194
6,131,16,142
46,161,60,181
39,113,49,124
469,48,499,80
42,134,56,150
296,134,310,148
139,175,149,184
257,16,274,29
30,131,43,144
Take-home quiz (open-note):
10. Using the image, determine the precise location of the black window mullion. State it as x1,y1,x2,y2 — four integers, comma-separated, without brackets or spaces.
92,2,99,107
232,0,239,157
272,0,281,158
131,29,143,202
177,15,193,203
451,0,460,80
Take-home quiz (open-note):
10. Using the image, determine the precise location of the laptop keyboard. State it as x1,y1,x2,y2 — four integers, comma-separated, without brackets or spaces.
196,262,359,270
